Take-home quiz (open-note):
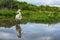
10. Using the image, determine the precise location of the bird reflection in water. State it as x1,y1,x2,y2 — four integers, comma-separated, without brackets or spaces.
15,9,22,38
16,24,22,38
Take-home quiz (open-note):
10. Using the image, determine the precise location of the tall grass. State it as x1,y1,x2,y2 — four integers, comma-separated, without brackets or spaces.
0,10,16,16
22,10,60,23
0,10,60,24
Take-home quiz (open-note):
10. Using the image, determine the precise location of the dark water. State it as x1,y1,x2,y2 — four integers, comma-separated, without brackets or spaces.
0,22,60,40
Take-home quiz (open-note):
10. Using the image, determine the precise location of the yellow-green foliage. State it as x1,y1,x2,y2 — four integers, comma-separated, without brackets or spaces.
0,10,16,16
0,10,60,23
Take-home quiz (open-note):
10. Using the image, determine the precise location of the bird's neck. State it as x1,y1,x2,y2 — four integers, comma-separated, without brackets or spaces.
18,12,21,14
18,12,22,16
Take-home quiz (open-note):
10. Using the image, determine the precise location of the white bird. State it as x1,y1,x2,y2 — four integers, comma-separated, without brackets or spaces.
15,9,22,22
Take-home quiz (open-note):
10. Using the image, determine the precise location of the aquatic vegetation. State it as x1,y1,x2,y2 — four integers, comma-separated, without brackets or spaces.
0,10,60,26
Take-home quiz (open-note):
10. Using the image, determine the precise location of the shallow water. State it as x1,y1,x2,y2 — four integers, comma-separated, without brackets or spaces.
0,22,60,40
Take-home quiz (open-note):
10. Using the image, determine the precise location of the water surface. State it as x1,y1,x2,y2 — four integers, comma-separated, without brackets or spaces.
0,23,60,40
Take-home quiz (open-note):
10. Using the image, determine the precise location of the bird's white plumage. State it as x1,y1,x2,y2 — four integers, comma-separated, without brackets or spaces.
15,9,22,21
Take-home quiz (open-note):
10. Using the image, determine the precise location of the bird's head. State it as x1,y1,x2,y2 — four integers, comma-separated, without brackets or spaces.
17,9,21,13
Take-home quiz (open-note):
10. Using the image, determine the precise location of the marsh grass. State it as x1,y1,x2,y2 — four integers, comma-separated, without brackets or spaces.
0,10,60,24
